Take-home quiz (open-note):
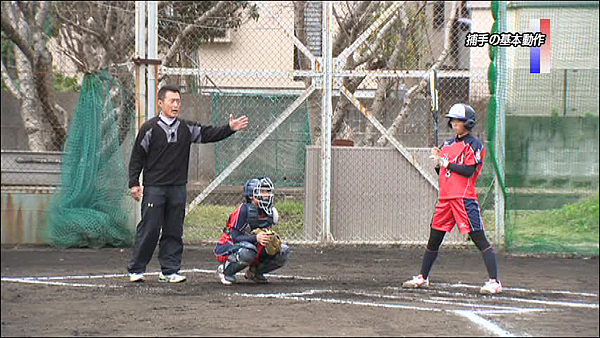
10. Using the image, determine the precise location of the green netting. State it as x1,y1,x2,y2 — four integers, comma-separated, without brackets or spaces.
212,93,311,187
493,2,599,256
45,71,135,248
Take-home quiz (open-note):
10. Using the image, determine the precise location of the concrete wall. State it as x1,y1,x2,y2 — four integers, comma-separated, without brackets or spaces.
304,146,472,245
505,115,599,188
1,90,217,183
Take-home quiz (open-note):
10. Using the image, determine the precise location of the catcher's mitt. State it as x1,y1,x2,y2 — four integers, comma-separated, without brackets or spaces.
252,228,282,255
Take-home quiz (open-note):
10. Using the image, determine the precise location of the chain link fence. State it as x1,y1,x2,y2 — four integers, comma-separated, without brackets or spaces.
3,1,597,253
499,2,599,255
1,2,138,245
157,1,324,244
159,1,499,246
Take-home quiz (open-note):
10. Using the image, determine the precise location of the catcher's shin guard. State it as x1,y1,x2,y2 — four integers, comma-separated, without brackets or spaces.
223,243,258,276
222,260,246,277
255,244,290,274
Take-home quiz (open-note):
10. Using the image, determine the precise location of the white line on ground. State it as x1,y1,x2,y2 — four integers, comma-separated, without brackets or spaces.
231,290,527,337
0,268,324,282
2,268,598,312
436,282,598,298
2,278,122,288
453,310,515,337
497,296,599,309
232,291,445,312
389,287,599,309
306,289,546,313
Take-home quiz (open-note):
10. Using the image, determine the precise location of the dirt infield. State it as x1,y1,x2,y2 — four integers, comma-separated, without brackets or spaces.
2,245,598,337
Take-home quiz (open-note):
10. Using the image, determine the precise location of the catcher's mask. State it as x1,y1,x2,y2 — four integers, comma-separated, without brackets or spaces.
244,177,274,215
446,103,476,130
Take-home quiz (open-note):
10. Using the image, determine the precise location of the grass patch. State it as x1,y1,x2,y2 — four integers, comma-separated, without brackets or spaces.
184,201,304,243
509,196,599,255
184,197,599,256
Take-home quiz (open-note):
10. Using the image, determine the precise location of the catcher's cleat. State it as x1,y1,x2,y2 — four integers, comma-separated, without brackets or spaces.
217,265,236,285
129,273,146,283
245,268,269,284
402,274,429,289
480,279,502,294
158,272,187,283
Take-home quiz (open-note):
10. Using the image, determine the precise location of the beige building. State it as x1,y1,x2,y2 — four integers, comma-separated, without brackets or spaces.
194,1,493,107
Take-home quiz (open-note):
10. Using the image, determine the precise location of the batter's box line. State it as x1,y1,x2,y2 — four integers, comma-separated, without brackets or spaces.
384,283,598,298
385,286,599,309
230,290,531,337
233,289,547,313
1,277,123,288
435,282,598,298
0,268,325,283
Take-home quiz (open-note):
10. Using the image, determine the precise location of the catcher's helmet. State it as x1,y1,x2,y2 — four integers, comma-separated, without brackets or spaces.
243,177,274,215
446,103,476,130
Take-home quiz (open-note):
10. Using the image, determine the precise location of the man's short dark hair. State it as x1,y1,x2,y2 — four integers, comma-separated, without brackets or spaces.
158,85,181,101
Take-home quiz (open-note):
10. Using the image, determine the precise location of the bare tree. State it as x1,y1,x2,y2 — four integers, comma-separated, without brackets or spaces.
1,1,66,151
1,1,257,151
293,1,460,146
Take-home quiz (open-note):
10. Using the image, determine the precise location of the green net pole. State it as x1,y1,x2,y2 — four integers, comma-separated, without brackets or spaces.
488,1,509,249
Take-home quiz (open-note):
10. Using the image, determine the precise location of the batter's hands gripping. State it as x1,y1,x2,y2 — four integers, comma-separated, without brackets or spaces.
252,228,282,256
429,147,441,168
429,147,450,168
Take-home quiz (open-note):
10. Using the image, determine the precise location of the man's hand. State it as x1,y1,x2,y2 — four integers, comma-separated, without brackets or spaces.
131,186,143,202
229,114,249,131
256,232,271,246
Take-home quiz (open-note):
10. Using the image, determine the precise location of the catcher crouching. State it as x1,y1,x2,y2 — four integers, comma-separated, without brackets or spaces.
214,177,290,285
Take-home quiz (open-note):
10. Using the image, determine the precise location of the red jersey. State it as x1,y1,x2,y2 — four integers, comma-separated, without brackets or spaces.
438,134,485,200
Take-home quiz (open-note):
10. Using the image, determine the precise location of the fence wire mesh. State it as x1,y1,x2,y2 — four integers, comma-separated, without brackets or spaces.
2,1,597,253
501,2,599,255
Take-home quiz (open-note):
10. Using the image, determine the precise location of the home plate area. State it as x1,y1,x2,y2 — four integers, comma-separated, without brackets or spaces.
3,267,598,337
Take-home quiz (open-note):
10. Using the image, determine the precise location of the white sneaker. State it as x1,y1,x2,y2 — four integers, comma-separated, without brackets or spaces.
158,272,187,283
129,273,146,283
480,279,502,294
216,264,235,285
402,274,429,289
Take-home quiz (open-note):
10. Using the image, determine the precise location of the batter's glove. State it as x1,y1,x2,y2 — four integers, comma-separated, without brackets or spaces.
252,228,282,256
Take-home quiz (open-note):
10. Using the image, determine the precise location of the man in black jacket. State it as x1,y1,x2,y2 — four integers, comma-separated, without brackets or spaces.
127,85,248,283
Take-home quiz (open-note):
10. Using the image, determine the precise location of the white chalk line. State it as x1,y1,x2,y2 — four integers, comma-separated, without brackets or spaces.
2,278,122,288
2,268,597,310
387,283,598,298
232,291,444,312
306,289,546,313
435,282,598,298
387,287,599,309
0,268,323,283
5,268,593,338
231,290,525,337
453,310,516,337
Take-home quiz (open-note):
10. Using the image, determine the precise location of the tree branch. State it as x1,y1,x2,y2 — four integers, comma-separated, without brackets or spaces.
1,58,22,100
376,1,459,146
53,5,105,41
163,1,231,67
34,1,50,28
1,9,35,62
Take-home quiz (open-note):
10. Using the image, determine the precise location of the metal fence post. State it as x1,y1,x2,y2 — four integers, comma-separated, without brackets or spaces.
321,1,333,243
495,1,507,248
